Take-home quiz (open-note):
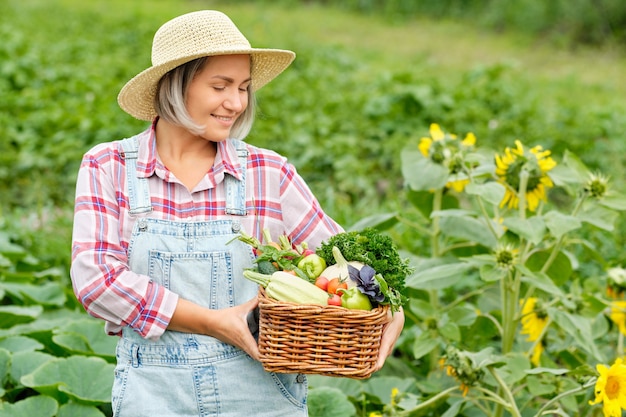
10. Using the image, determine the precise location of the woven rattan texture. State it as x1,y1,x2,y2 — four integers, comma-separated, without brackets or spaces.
257,287,388,379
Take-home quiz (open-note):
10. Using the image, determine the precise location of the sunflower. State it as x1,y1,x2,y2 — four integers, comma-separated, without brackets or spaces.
589,358,626,417
495,140,556,212
520,297,548,365
440,346,483,397
609,301,626,336
418,124,476,192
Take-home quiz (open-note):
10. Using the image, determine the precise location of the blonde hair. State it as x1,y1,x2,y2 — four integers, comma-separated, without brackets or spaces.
154,56,256,139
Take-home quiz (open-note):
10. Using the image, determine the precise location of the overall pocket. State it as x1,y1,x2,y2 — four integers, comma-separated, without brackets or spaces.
149,250,234,310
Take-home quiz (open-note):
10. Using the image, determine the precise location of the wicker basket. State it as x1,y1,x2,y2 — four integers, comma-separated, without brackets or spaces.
257,287,389,379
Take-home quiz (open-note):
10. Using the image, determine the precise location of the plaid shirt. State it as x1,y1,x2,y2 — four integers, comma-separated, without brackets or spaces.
70,125,342,340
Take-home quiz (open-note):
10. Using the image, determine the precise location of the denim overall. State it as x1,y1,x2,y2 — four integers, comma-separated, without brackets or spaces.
111,136,308,417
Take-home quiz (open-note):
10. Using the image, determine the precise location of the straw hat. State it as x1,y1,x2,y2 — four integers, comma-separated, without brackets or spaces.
118,10,296,121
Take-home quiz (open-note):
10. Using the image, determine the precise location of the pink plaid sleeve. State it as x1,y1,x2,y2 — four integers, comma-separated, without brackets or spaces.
70,145,178,340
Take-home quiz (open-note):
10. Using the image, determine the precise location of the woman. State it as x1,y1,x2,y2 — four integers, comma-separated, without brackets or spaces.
70,10,404,416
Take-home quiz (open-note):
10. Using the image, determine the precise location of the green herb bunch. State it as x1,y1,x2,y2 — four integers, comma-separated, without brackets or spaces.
316,227,413,297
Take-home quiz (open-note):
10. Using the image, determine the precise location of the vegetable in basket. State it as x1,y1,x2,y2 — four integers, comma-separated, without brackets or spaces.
316,229,412,312
242,270,329,306
296,252,327,281
319,246,365,283
337,287,373,311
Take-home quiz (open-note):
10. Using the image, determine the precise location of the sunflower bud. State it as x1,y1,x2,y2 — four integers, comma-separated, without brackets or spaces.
583,172,609,199
494,244,518,270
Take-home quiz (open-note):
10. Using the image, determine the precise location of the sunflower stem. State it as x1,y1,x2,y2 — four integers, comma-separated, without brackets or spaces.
533,378,596,417
395,386,458,416
518,170,529,220
488,366,522,417
428,188,443,371
476,196,500,240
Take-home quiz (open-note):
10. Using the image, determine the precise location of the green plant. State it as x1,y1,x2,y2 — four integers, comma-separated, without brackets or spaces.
368,124,626,416
0,220,116,416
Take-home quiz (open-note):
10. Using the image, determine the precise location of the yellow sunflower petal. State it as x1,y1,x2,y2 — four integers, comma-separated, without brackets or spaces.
447,179,469,192
462,132,476,147
430,123,445,141
530,343,543,366
418,138,432,157
538,157,557,172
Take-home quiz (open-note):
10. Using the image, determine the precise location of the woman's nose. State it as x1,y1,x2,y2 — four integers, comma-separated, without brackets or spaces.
224,90,245,112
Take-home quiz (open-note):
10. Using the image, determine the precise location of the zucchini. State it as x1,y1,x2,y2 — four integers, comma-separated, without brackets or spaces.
243,270,329,305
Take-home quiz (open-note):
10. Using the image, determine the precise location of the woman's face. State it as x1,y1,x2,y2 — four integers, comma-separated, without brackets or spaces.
186,54,251,142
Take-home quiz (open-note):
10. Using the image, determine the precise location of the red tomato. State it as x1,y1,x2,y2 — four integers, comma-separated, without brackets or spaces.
327,293,342,306
327,278,348,295
314,276,329,291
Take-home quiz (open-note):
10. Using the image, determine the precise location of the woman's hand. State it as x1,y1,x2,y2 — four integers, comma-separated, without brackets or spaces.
168,297,261,360
374,307,405,371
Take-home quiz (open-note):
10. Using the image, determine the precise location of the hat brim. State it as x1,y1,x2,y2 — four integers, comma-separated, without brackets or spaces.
118,48,295,121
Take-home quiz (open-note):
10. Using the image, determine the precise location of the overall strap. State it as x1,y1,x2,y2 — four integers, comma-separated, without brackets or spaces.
224,139,248,216
119,136,153,215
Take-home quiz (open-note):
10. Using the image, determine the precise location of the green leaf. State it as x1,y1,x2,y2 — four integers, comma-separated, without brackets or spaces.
439,216,497,248
518,266,565,296
405,262,474,290
412,332,440,359
0,282,67,307
502,217,546,245
599,195,626,211
21,355,115,404
10,351,56,386
408,299,437,319
307,387,356,417
0,335,44,352
526,375,557,396
525,250,572,287
549,308,603,361
347,212,398,231
542,210,581,239
465,182,506,206
362,376,416,405
577,204,618,231
307,375,363,398
525,367,570,375
448,305,478,327
0,305,43,329
497,353,531,385
0,395,58,417
439,321,461,341
480,264,508,282
53,319,116,360
58,402,107,417
0,348,10,385
402,149,449,191
556,150,591,184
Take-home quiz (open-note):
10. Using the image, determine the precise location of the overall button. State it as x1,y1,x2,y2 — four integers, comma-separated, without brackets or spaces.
138,219,148,232
296,374,305,383
231,220,241,233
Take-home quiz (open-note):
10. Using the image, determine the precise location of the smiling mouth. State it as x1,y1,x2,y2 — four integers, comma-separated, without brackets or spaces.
213,115,233,122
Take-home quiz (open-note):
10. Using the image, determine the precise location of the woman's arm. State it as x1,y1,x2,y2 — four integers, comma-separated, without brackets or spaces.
169,297,261,360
